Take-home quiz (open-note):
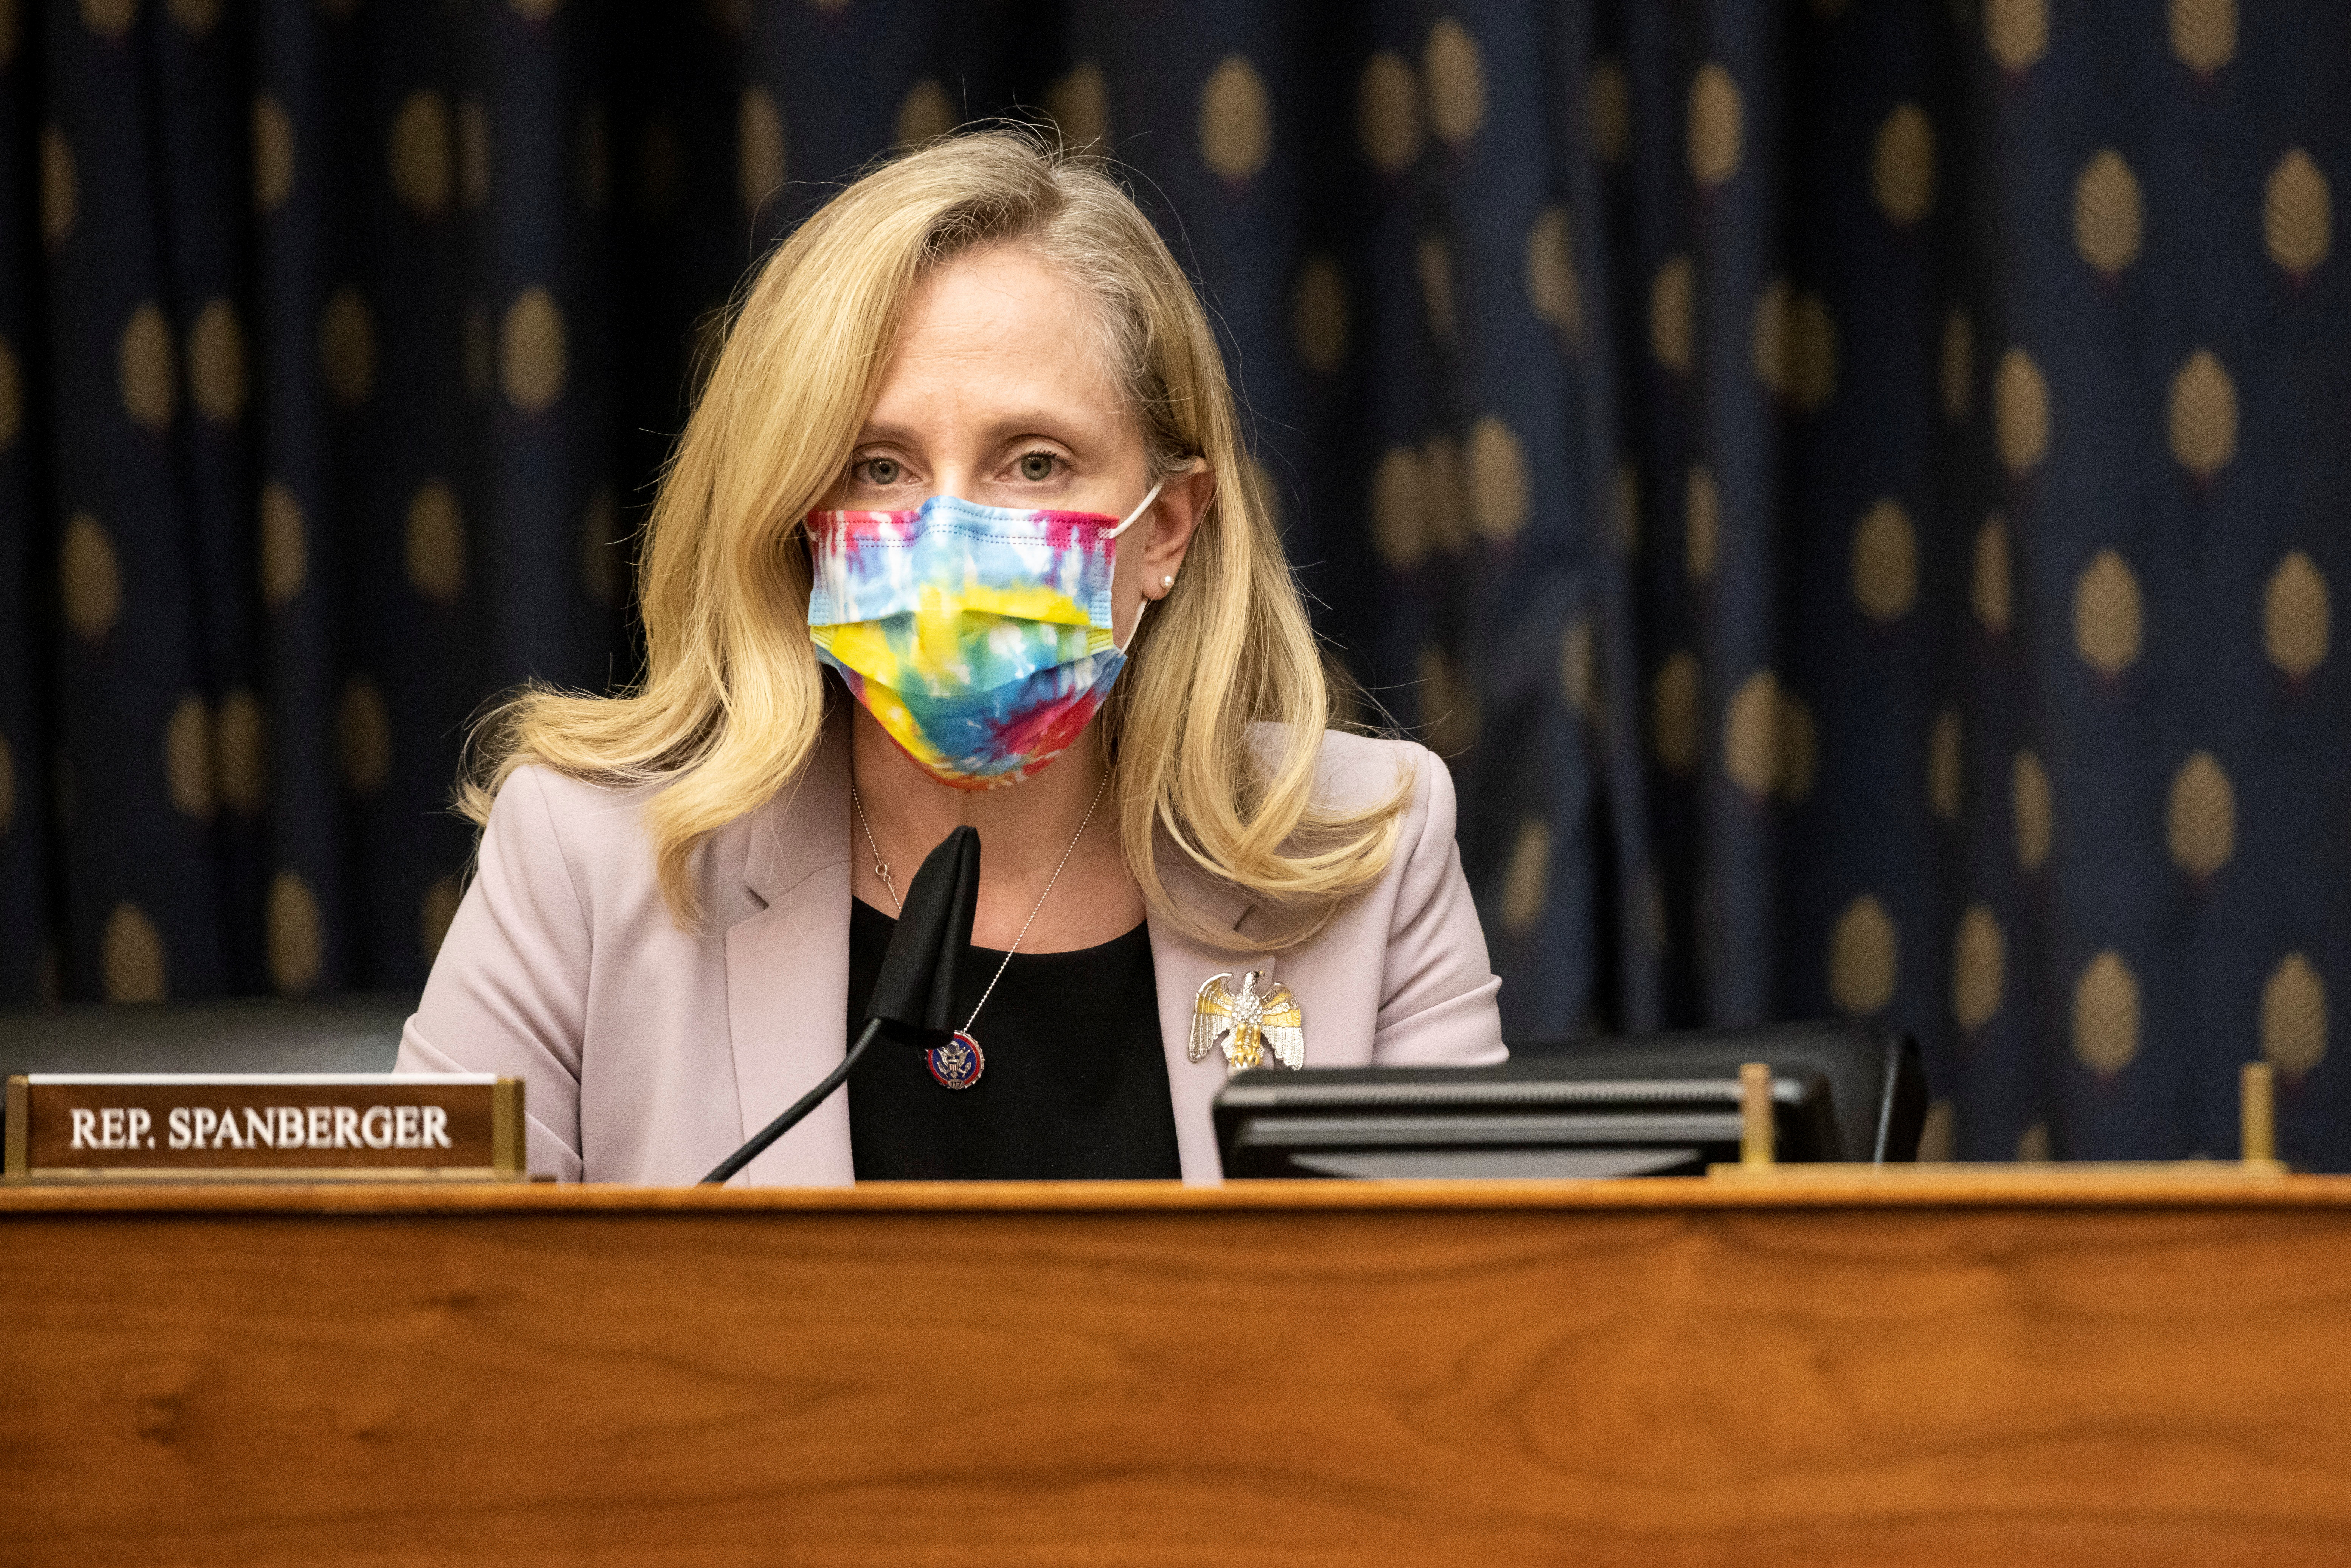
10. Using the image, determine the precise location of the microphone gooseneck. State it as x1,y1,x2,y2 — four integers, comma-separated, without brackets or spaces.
700,824,982,1186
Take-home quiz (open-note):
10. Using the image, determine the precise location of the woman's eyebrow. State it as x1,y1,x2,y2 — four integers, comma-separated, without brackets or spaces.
976,408,1100,444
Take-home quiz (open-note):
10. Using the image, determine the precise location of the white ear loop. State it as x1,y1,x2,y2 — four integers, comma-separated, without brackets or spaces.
1107,461,1202,652
1102,474,1171,540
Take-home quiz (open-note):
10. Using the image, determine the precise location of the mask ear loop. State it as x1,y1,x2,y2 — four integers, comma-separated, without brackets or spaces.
1102,474,1171,540
1106,459,1203,653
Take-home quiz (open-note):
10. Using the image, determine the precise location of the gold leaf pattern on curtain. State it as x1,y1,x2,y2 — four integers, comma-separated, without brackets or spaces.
421,876,463,966
1586,57,1629,165
2261,953,2327,1081
102,902,167,1003
215,690,266,816
1416,235,1455,342
1723,670,1779,798
188,299,247,424
318,287,377,406
2073,950,2140,1077
1830,893,1899,1016
2167,348,2237,480
389,90,453,217
1355,53,1419,173
1499,819,1551,934
2012,749,2054,872
1684,465,1719,583
1417,644,1478,753
1985,0,2050,72
2264,149,2331,278
1687,63,1742,187
500,286,566,414
1422,20,1487,150
1421,435,1465,553
2073,149,2142,278
1650,651,1701,774
1651,255,1694,373
268,870,323,997
1850,498,1918,621
1722,669,1816,804
1972,515,2012,634
2264,549,2329,678
1371,447,1425,569
895,79,954,147
2168,0,2237,75
739,87,785,214
1994,347,2048,474
1560,618,1595,721
258,481,306,608
336,678,392,796
405,481,467,605
1953,904,2005,1031
1291,254,1349,373
1198,56,1272,180
2166,750,2235,879
118,302,177,431
1525,205,1581,344
1467,417,1528,541
250,96,293,214
60,512,120,642
2072,547,2143,676
1871,103,1935,227
164,694,213,821
41,124,75,247
1049,62,1111,152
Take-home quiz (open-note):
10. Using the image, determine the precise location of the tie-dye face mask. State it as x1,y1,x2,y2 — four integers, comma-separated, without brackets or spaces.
805,480,1166,790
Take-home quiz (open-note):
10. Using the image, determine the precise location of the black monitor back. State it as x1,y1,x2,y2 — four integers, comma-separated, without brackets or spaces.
1214,1021,1926,1179
1515,1021,1928,1164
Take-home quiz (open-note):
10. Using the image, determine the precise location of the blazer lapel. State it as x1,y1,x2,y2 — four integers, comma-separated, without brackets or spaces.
1146,850,1255,1185
724,709,856,1186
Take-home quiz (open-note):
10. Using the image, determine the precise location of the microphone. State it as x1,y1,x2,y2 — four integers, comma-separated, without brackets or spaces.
701,824,981,1185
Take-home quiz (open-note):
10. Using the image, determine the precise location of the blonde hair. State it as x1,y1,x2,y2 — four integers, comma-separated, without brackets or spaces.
462,130,1407,948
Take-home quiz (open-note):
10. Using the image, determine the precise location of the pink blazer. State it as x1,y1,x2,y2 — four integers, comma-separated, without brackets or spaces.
397,713,1505,1184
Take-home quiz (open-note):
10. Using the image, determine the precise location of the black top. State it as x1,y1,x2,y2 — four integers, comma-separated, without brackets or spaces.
845,897,1182,1180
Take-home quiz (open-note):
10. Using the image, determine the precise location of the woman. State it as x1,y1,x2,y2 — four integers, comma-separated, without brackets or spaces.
399,132,1504,1184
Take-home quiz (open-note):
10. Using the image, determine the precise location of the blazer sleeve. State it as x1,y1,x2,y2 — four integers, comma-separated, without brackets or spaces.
394,767,589,1180
1370,746,1507,1067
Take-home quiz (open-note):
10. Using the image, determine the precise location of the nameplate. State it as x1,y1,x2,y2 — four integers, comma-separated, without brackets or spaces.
2,1074,526,1183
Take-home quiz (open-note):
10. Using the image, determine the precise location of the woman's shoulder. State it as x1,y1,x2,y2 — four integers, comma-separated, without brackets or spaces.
481,765,671,890
484,763,775,927
1259,725,1451,814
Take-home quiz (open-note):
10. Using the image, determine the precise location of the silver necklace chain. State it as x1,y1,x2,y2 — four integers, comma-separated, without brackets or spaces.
851,769,1111,1037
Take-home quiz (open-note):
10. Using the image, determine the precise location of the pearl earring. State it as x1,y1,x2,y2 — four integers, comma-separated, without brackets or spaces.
1160,574,1175,590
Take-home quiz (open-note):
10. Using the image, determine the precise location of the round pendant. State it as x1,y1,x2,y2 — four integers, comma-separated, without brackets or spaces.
925,1030,985,1090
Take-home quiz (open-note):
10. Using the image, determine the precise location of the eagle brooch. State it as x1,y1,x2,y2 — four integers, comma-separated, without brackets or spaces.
1189,970,1305,1074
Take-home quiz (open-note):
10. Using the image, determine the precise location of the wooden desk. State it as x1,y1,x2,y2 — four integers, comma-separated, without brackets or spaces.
6,1175,2350,1565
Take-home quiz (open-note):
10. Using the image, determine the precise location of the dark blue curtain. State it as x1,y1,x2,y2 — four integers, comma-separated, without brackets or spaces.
3,0,2345,1166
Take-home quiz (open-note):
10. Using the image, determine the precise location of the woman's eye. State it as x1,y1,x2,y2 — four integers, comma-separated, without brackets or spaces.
1017,452,1057,482
860,457,901,486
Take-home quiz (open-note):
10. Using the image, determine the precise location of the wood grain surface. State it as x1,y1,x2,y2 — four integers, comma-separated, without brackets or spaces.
5,1179,2351,1566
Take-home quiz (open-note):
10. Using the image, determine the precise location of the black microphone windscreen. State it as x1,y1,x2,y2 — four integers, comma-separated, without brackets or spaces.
864,824,981,1047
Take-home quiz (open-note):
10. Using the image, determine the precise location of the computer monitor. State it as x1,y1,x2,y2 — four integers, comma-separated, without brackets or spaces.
1213,1022,1926,1179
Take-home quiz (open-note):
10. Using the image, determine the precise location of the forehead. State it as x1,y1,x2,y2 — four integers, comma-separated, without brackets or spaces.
869,245,1124,427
